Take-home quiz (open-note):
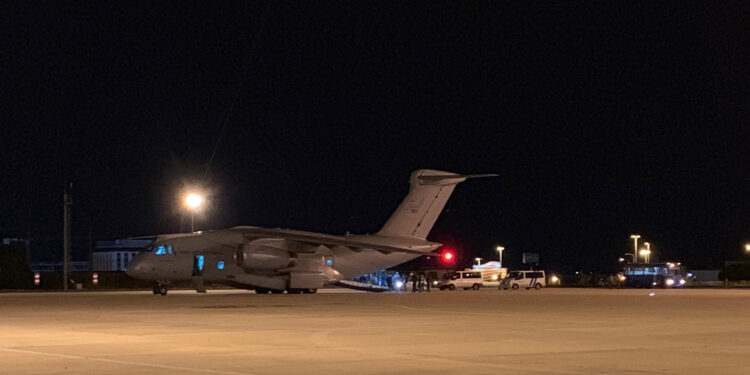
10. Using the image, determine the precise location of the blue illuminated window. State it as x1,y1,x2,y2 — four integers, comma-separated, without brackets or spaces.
196,255,204,271
324,256,334,266
155,245,166,255
217,261,225,270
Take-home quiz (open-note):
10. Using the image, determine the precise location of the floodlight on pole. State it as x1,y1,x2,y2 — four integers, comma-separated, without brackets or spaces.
184,191,205,232
639,248,651,263
630,234,641,264
496,246,505,268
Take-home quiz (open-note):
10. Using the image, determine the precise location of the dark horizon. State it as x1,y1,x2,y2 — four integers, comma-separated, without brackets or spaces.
2,3,750,272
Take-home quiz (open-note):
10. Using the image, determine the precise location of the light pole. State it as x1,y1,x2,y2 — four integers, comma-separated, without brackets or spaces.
184,192,204,232
496,246,505,268
630,234,641,264
475,257,483,266
639,248,651,263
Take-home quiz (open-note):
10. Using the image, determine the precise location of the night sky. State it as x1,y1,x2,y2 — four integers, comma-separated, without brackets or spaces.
2,2,749,271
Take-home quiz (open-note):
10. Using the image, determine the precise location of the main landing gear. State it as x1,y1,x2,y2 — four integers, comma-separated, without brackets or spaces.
153,283,168,296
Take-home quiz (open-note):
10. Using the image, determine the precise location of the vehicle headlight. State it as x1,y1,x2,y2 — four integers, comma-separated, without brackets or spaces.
679,279,686,285
618,275,626,282
491,274,498,280
394,281,403,289
666,279,675,286
550,275,559,283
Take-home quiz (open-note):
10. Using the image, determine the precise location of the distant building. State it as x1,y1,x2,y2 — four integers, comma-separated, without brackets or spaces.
29,261,89,273
92,238,153,272
689,269,719,282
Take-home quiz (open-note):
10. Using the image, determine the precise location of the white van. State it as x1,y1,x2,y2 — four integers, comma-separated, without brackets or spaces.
438,271,483,290
500,270,546,290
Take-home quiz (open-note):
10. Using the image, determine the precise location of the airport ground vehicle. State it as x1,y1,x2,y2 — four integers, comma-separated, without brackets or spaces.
438,271,483,290
499,270,546,290
621,262,686,288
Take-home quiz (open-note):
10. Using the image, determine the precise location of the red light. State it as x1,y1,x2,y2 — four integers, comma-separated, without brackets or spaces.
442,249,455,263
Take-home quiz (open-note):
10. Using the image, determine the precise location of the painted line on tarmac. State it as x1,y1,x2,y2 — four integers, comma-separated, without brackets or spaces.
392,304,506,317
0,347,255,375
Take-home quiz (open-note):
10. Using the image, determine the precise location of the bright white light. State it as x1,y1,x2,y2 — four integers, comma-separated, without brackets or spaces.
639,249,651,256
185,193,203,209
394,281,404,289
666,279,675,286
679,279,686,285
492,274,499,281
550,275,559,283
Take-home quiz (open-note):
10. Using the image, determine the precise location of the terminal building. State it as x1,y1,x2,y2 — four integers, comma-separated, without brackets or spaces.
92,238,153,272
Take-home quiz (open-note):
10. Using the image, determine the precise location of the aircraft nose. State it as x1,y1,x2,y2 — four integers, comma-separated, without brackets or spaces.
125,255,146,278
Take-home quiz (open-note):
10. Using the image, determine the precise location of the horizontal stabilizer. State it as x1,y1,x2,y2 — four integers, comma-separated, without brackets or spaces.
417,173,498,185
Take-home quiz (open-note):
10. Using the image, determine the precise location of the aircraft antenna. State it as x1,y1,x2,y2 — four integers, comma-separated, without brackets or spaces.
202,61,251,181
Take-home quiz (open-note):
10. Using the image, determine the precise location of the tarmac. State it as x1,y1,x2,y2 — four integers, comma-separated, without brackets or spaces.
1,288,749,374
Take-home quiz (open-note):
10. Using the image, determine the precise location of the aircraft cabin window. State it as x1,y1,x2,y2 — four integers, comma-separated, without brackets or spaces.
217,261,225,270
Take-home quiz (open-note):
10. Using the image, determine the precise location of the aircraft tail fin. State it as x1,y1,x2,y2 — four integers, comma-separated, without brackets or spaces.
377,169,496,240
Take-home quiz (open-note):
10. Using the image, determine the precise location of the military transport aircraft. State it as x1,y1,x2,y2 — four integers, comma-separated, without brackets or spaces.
126,169,495,295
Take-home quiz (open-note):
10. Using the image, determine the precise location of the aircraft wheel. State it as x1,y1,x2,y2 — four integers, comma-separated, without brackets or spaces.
255,288,270,294
448,285,456,291
303,289,317,294
534,283,542,290
159,286,168,296
152,287,160,295
270,289,284,294
511,284,519,290
472,284,481,290
287,289,303,294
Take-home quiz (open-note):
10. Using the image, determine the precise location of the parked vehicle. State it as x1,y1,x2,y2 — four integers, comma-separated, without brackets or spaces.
621,262,686,288
438,271,483,290
499,270,546,290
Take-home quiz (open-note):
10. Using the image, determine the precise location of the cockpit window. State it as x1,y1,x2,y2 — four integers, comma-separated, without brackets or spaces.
154,244,174,255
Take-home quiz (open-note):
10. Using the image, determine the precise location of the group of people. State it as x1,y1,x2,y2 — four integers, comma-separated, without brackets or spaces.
391,272,432,292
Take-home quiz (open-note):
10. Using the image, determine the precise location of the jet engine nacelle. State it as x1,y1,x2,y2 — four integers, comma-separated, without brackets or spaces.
236,243,295,270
